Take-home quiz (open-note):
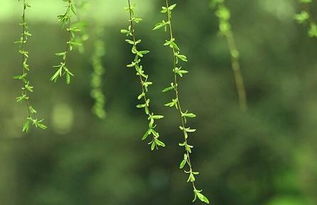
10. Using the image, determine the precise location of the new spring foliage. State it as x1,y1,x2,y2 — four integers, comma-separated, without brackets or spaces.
211,0,247,111
295,0,317,38
121,0,166,150
15,0,47,132
51,0,83,84
154,1,209,203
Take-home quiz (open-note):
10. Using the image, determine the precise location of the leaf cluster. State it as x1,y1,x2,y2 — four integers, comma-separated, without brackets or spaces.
51,0,84,84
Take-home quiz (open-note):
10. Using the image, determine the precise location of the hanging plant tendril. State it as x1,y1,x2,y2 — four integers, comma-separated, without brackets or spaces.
90,34,106,119
211,0,247,111
14,0,47,133
154,0,210,203
121,0,166,150
51,0,83,84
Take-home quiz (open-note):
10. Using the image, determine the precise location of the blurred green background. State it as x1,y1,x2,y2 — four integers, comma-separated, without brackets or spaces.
1,0,317,204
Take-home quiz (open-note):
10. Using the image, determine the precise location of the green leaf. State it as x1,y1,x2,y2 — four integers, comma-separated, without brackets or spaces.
179,141,194,153
24,82,34,92
162,83,176,93
150,141,156,151
168,4,177,11
179,154,187,169
308,23,317,38
162,86,173,93
175,52,188,62
66,72,71,84
137,50,150,57
30,118,47,130
51,69,62,82
137,92,145,100
153,20,169,30
16,94,29,102
29,106,37,114
294,11,309,24
136,103,146,108
155,138,166,147
125,39,135,45
132,17,142,23
150,115,164,120
181,111,196,118
55,51,67,57
161,4,177,13
142,129,150,140
149,128,159,137
196,192,210,204
174,67,188,77
13,73,27,80
193,189,210,204
179,126,196,133
164,98,178,108
37,122,47,130
120,29,130,35
187,172,196,182
22,120,30,133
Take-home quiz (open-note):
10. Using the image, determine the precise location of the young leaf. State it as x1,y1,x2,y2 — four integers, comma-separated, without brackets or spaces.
179,154,188,169
195,191,210,204
22,120,30,133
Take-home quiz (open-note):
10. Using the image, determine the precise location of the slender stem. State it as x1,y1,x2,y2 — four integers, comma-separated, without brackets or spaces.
213,2,248,111
61,0,72,69
225,31,247,111
51,0,77,84
21,0,31,118
165,0,197,191
127,0,149,110
17,0,46,132
125,0,165,149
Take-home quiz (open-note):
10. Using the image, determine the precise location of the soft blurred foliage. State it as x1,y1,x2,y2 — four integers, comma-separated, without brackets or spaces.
0,0,316,204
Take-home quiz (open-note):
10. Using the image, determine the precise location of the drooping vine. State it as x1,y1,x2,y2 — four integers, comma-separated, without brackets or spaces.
211,0,247,111
73,0,89,54
121,0,166,150
154,1,209,203
90,30,106,119
15,0,47,132
295,0,317,38
51,0,83,84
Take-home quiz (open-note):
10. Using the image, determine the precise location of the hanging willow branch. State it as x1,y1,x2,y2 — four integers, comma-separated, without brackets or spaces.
154,1,209,203
15,0,47,132
295,0,317,38
211,0,247,111
91,31,106,119
121,0,166,150
51,0,83,84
